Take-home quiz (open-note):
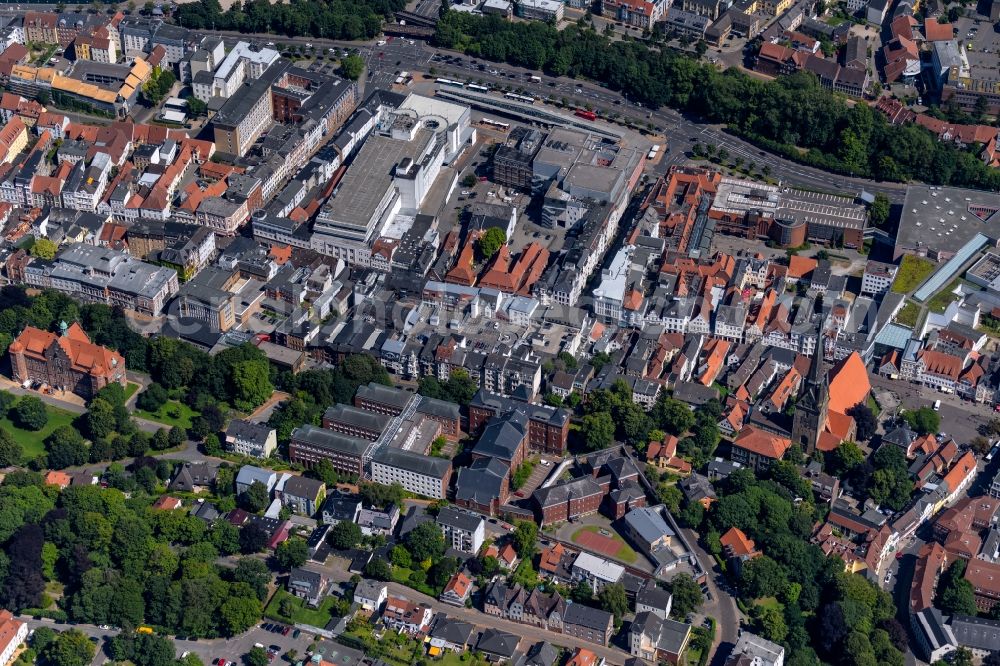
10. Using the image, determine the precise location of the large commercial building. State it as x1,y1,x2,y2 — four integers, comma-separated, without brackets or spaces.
371,447,452,499
311,93,473,265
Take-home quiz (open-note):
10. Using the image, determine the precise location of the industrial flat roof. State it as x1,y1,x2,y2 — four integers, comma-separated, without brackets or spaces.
896,184,1000,256
320,130,434,234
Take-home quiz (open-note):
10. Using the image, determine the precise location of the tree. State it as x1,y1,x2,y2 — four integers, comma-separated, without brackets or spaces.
390,545,412,568
245,646,269,666
826,441,865,477
328,521,362,550
137,383,169,412
936,559,977,616
232,558,271,601
220,596,263,636
12,396,48,431
847,404,877,441
598,583,628,623
405,521,446,562
512,521,538,558
30,238,58,260
0,430,22,467
869,193,891,228
667,573,703,619
462,173,477,188
582,411,615,450
240,481,270,513
904,407,940,435
741,556,788,599
571,579,593,602
340,54,365,80
231,360,273,412
239,524,268,554
476,227,507,260
185,96,207,117
757,606,788,643
86,398,117,440
652,395,695,435
275,537,309,570
364,557,391,581
310,458,339,486
43,629,96,666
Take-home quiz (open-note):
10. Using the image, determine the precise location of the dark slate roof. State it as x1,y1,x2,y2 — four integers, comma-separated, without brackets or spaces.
430,616,476,645
437,505,483,533
455,458,509,506
563,602,613,631
355,381,412,410
532,475,602,509
476,629,520,658
323,403,392,432
417,395,461,420
373,447,452,479
950,614,1000,652
517,642,559,666
471,410,528,461
290,425,369,456
226,418,273,444
636,581,673,613
283,475,326,499
322,495,362,521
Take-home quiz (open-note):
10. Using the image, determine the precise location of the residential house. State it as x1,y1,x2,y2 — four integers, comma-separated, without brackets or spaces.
288,567,328,607
477,629,521,663
169,462,217,493
224,419,277,458
572,552,625,593
322,495,363,526
440,572,474,607
357,504,400,536
383,596,433,635
280,475,327,516
0,610,27,666
353,579,388,613
428,616,476,654
635,581,673,620
563,603,615,646
726,632,786,666
235,465,277,495
630,612,692,665
438,506,486,554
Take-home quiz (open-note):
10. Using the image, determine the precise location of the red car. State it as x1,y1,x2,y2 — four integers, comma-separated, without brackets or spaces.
281,627,291,636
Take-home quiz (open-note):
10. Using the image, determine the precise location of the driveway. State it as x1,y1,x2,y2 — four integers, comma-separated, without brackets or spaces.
680,529,742,666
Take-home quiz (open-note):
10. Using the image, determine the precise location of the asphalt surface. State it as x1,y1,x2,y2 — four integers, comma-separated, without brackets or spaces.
870,374,993,446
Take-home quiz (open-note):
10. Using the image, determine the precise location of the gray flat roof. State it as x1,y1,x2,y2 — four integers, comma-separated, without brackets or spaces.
896,184,1000,256
319,130,433,234
372,447,451,479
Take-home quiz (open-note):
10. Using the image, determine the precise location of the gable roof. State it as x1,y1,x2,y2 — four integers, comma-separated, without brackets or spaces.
827,351,871,415
733,425,791,459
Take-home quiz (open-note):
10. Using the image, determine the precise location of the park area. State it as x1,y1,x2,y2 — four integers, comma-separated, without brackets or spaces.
264,589,347,629
0,394,79,460
567,524,639,564
136,398,199,429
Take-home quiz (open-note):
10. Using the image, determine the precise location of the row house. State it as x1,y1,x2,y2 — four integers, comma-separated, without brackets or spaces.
483,580,566,633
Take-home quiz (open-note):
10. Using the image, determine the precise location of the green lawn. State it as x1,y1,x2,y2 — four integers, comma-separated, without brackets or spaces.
926,279,960,314
895,301,921,328
0,399,80,460
136,399,198,429
756,596,783,612
570,524,639,564
124,382,140,401
264,589,340,628
891,255,935,294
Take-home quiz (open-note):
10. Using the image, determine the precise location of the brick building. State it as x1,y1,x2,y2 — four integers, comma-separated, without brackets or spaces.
469,389,570,456
9,322,125,399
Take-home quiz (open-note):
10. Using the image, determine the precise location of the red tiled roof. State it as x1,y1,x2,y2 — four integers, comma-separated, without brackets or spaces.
720,527,758,557
923,20,954,41
733,425,791,459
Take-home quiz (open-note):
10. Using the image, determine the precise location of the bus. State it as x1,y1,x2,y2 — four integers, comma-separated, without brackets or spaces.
137,627,154,635
481,118,510,130
467,83,490,93
504,92,535,104
435,78,465,88
574,109,597,121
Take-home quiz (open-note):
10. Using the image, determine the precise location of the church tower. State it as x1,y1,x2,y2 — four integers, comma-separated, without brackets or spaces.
791,315,829,456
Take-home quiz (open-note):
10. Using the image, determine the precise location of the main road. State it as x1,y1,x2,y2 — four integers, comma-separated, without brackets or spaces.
192,28,905,201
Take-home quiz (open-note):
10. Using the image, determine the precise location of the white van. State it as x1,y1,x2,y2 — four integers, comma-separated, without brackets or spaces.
933,399,941,411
